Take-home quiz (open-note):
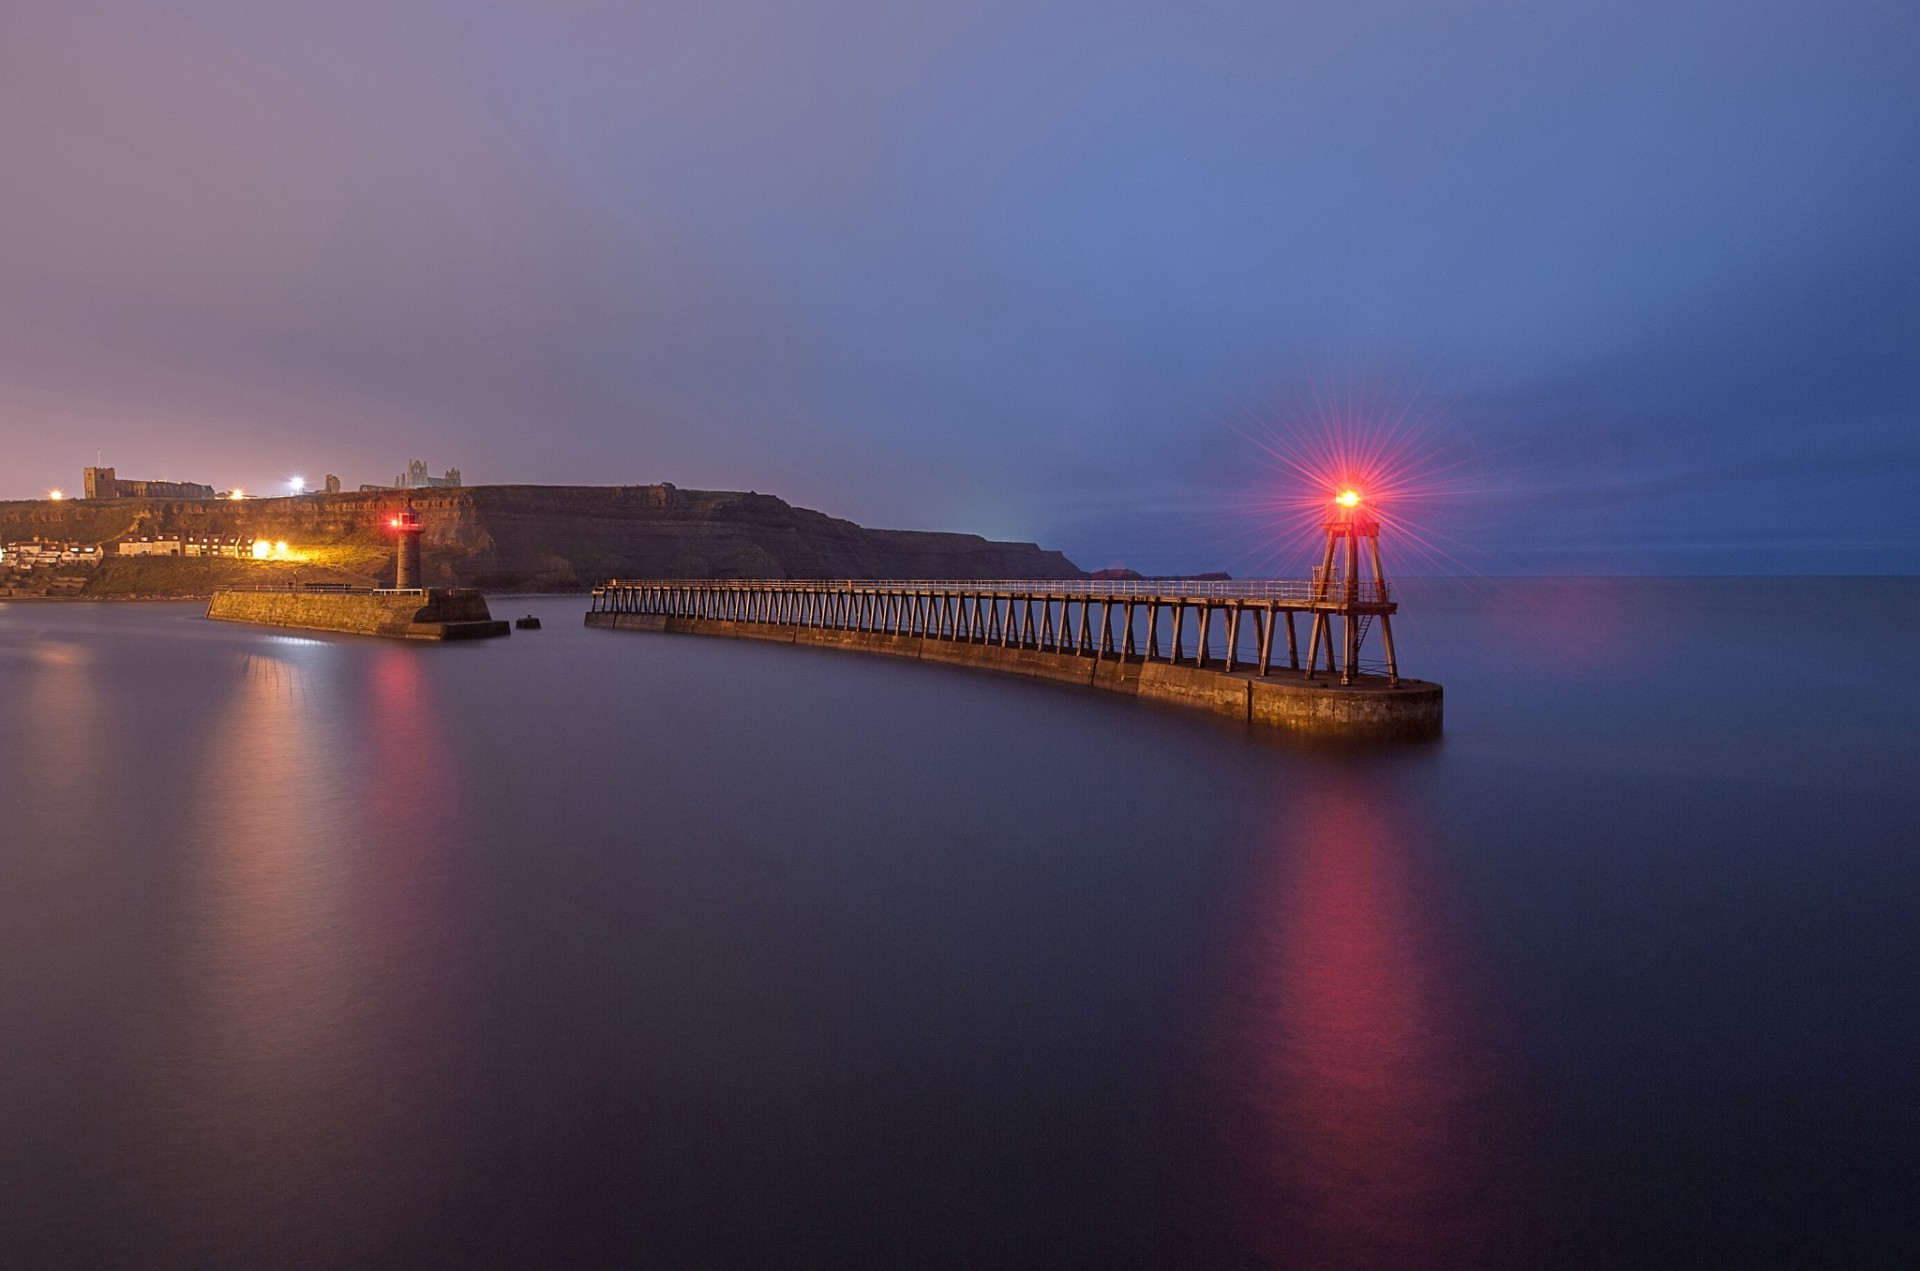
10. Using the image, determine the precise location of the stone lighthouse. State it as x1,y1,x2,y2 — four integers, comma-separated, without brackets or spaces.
392,501,423,589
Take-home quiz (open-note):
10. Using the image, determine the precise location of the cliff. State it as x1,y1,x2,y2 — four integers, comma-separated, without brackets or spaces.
0,484,1085,595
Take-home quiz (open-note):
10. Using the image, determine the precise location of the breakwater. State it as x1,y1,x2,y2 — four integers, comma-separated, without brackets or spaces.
208,585,510,640
586,579,1441,739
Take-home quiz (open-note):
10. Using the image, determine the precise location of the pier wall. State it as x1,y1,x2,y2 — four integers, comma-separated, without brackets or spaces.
208,588,508,640
585,611,1440,739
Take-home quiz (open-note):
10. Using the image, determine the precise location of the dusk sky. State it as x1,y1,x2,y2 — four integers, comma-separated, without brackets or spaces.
3,0,1914,573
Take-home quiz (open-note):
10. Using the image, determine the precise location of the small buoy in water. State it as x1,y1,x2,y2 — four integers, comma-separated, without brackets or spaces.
516,615,541,630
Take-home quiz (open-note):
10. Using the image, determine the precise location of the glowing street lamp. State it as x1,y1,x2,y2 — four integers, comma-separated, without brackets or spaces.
289,476,306,495
1336,489,1361,508
48,489,64,500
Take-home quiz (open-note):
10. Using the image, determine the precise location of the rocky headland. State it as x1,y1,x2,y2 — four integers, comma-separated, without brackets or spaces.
0,484,1086,597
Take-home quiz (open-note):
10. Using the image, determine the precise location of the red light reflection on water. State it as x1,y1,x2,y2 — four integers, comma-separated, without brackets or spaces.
1189,773,1533,1268
162,641,473,1257
364,647,461,830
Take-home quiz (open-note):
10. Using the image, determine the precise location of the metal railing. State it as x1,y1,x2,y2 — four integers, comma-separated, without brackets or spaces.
588,576,1403,681
596,577,1389,603
214,584,430,595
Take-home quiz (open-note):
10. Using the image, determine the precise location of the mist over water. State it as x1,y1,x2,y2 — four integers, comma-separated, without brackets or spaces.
3,579,1917,1268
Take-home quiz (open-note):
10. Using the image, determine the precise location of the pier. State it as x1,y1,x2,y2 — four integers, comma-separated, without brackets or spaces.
204,503,508,640
585,576,1441,739
208,584,510,640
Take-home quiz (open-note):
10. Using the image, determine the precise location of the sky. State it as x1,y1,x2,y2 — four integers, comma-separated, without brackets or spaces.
2,0,1914,573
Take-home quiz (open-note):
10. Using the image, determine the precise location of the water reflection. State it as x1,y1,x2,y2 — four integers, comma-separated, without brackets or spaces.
5,587,1913,1266
152,640,482,1257
15,640,106,845
1193,768,1531,1268
364,647,461,827
161,644,392,1255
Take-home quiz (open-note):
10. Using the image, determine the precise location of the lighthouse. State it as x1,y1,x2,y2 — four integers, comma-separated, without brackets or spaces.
1304,487,1399,686
391,501,423,589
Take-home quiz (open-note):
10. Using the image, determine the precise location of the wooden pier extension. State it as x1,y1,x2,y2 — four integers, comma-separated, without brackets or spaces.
585,578,1441,740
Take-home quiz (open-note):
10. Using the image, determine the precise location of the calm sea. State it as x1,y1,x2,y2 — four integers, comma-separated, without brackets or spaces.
2,579,1916,1268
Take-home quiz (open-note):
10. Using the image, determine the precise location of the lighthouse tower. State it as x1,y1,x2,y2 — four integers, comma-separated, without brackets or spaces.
392,501,423,589
1304,488,1400,686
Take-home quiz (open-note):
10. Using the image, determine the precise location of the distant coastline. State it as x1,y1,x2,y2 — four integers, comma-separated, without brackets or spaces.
0,483,1086,599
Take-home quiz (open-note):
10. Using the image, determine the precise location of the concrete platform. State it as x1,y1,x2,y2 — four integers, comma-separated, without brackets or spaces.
585,610,1440,740
208,587,510,641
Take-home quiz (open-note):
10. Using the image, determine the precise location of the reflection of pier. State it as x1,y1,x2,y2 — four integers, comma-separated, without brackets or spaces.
585,576,1441,739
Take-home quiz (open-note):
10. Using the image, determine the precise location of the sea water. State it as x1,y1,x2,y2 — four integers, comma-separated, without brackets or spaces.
2,579,1915,1267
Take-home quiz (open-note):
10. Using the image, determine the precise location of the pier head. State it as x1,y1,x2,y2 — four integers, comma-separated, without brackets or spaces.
209,585,509,640
205,502,508,640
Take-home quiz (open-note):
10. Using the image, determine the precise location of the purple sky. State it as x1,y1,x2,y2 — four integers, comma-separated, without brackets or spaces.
3,0,1914,572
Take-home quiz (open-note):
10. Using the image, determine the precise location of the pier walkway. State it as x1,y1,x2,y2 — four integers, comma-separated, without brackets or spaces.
585,578,1441,739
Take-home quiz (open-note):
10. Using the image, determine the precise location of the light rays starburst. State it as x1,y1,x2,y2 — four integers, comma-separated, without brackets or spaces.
1224,367,1495,581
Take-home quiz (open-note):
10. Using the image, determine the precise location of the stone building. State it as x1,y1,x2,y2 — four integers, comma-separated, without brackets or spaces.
395,460,461,489
82,466,216,500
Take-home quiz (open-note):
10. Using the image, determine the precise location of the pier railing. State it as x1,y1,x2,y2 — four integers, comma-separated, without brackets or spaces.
589,577,1400,683
595,577,1389,603
214,583,432,596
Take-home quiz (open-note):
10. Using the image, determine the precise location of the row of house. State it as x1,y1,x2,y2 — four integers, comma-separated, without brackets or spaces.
116,534,262,558
1,539,104,568
2,533,288,566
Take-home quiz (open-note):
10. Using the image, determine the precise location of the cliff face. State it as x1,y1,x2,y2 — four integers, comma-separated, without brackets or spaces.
431,486,1084,589
0,484,1085,592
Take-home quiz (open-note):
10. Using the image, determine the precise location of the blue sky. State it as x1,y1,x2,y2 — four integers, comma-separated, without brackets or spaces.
2,0,1914,572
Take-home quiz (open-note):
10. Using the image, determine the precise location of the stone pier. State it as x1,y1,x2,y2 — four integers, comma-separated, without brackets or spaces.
208,586,510,640
586,579,1442,740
